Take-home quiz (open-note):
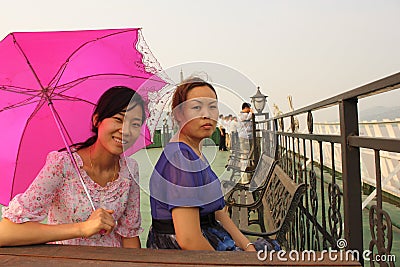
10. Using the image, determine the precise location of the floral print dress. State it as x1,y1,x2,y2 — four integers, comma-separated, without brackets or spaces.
2,151,142,247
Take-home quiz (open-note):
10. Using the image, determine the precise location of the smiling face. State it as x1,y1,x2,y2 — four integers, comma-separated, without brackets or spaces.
95,103,143,156
175,85,219,141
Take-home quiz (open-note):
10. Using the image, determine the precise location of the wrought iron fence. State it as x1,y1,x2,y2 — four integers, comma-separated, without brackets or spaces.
255,72,400,266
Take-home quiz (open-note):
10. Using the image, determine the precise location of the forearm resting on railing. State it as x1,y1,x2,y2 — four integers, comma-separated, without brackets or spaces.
0,218,84,247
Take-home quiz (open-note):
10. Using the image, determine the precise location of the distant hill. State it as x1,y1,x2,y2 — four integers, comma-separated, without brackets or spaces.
359,106,400,121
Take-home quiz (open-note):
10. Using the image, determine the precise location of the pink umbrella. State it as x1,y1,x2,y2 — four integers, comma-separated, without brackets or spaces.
0,28,168,206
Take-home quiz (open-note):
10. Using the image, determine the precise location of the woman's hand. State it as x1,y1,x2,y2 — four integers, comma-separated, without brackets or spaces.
79,208,116,238
245,242,257,252
215,210,257,252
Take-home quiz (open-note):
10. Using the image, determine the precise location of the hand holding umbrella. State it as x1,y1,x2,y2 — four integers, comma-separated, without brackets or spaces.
0,28,168,206
0,28,169,247
81,209,116,237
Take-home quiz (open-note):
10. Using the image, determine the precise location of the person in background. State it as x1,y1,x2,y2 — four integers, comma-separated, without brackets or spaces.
217,114,227,151
0,86,144,248
238,102,253,153
146,77,257,251
229,116,239,150
225,115,233,150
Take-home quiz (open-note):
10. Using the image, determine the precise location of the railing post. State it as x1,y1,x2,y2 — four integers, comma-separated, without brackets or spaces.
252,113,260,165
339,99,363,263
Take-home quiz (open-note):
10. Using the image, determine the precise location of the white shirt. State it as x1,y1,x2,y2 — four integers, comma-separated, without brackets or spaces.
224,119,231,133
217,118,224,129
230,120,239,133
238,112,253,139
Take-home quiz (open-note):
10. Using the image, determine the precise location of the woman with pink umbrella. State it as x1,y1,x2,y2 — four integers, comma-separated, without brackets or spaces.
0,86,144,248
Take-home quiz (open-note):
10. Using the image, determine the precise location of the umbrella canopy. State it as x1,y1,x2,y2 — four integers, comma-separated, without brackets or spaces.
0,28,169,205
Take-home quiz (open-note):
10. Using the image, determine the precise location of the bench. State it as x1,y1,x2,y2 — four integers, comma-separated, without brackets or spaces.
225,162,306,250
225,146,256,182
224,153,277,231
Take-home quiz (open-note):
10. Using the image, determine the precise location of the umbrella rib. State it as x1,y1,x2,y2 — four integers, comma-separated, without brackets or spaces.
0,85,48,112
51,95,96,105
48,29,138,89
0,99,42,112
51,105,74,149
12,34,47,92
0,85,45,97
57,72,169,93
50,73,171,105
28,100,47,120
2,72,163,112
53,72,168,96
10,96,47,199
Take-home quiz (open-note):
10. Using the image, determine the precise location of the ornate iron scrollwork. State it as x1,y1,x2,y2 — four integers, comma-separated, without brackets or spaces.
298,205,306,251
369,205,394,267
291,115,296,133
296,161,304,183
309,169,320,250
307,111,313,134
328,183,343,248
279,117,284,132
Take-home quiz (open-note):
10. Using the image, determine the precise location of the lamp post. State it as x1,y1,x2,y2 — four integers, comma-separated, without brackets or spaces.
250,86,268,118
250,87,269,163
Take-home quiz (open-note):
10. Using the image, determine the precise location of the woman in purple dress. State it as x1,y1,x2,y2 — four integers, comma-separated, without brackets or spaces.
146,77,257,251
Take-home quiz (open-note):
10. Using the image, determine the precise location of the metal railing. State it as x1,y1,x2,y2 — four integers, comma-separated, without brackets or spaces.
256,72,400,266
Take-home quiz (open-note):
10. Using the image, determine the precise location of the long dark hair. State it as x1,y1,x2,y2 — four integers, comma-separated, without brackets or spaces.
62,86,146,151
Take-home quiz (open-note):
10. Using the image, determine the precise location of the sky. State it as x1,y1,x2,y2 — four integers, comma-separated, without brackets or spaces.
2,0,400,121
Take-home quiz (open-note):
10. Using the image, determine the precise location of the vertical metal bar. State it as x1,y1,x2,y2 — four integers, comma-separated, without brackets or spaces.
330,141,343,244
339,99,363,261
374,149,385,257
309,139,320,250
304,138,311,250
296,137,300,182
252,113,259,165
319,141,327,249
296,137,302,250
285,135,289,172
280,134,284,161
331,142,336,184
374,150,382,210
274,119,280,160
292,136,295,179
372,150,394,266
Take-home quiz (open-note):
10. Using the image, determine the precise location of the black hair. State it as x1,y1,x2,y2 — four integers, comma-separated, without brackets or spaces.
61,86,146,151
242,102,251,110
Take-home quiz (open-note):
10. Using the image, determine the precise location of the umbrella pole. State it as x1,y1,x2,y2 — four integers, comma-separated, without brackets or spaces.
47,101,96,211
